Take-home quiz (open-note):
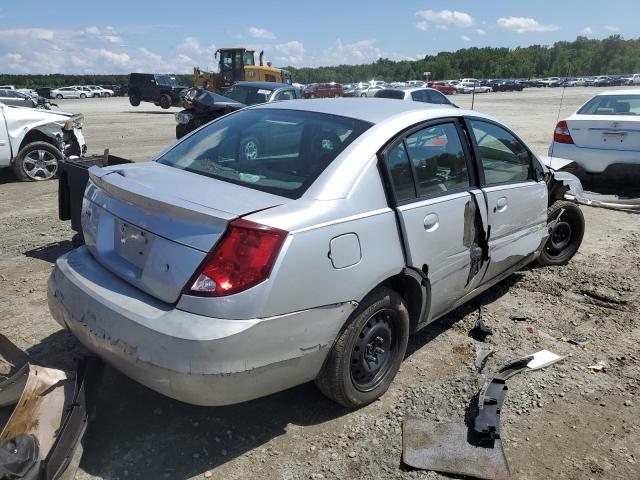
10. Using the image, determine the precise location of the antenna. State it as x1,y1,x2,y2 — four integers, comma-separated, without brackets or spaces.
549,81,568,170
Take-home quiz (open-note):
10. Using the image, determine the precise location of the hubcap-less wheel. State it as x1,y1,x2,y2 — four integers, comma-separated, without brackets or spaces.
546,220,572,255
23,149,58,180
350,309,399,392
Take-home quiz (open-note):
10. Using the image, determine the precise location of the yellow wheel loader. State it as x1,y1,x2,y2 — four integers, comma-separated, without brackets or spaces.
194,48,292,93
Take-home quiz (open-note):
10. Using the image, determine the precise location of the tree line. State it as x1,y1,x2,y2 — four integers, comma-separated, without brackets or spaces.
1,35,638,89
287,35,640,84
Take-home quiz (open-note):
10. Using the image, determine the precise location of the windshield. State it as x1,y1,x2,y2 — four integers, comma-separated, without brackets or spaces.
155,75,179,87
156,109,372,199
222,85,274,105
578,95,640,115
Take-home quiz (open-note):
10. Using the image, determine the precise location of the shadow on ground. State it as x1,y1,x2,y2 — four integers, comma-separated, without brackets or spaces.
22,273,521,479
24,240,75,263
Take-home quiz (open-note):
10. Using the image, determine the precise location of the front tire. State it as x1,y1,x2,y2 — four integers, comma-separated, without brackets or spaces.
315,287,410,408
129,92,141,106
12,141,62,182
536,201,584,266
56,94,63,99
159,93,172,109
80,93,87,99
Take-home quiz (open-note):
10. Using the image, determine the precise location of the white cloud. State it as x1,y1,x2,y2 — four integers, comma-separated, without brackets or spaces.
476,28,487,36
415,9,474,28
249,27,276,40
82,26,124,45
322,39,382,66
227,31,243,40
462,35,471,42
6,53,24,63
0,28,55,41
497,17,560,33
139,47,162,63
581,27,593,35
416,21,429,31
604,25,620,32
436,25,449,31
86,48,130,67
272,40,305,66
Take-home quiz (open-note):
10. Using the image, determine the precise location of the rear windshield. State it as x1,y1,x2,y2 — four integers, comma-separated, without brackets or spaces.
375,90,405,100
223,85,274,105
578,95,640,115
157,109,372,199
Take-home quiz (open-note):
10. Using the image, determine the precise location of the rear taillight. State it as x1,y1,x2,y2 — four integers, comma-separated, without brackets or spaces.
553,120,574,144
186,219,287,297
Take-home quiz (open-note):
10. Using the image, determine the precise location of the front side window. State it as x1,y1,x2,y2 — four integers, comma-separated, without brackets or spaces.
469,120,531,185
157,109,371,199
405,123,470,197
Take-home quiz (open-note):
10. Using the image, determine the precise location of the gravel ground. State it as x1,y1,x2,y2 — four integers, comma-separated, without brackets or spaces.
0,88,638,480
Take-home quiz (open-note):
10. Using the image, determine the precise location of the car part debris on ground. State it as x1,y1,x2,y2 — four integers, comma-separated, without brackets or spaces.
0,335,102,480
403,350,562,480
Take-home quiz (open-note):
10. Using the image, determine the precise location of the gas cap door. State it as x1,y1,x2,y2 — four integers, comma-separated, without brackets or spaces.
329,233,361,269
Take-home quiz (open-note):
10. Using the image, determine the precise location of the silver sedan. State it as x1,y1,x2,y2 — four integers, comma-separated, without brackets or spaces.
48,99,585,408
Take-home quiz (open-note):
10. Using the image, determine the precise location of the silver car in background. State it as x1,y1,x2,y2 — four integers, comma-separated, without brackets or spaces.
48,99,585,408
374,87,457,107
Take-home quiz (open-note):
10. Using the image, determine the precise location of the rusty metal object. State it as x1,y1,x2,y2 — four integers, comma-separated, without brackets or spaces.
0,334,101,479
403,419,509,480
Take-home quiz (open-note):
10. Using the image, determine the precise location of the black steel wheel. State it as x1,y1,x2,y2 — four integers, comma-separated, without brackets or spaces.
537,200,585,266
350,309,400,392
315,287,410,408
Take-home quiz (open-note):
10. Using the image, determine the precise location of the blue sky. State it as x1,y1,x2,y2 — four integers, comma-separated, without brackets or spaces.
0,0,636,73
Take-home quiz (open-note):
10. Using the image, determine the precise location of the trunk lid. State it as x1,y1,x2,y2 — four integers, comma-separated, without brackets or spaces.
567,115,640,151
82,162,284,303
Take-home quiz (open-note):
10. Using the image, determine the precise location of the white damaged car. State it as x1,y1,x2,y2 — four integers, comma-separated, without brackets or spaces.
0,102,86,181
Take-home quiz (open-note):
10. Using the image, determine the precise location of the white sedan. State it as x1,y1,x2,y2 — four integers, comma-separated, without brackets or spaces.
548,90,640,173
51,87,86,99
457,82,492,94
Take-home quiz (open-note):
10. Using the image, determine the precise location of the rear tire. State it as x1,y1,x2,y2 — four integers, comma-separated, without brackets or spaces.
159,93,172,109
55,94,63,99
80,93,87,99
129,92,141,106
315,287,410,408
536,201,584,266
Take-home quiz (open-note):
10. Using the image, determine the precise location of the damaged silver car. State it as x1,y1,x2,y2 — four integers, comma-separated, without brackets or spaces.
0,103,86,181
48,99,585,408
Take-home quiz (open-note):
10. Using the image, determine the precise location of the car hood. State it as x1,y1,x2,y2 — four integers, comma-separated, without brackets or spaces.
2,104,73,122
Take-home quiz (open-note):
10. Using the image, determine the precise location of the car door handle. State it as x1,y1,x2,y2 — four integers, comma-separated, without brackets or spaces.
423,213,439,232
494,197,508,213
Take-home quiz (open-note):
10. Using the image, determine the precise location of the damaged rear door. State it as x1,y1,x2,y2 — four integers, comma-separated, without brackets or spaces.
381,119,488,321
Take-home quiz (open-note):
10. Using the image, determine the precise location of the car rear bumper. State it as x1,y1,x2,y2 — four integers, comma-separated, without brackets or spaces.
48,247,352,406
548,142,640,173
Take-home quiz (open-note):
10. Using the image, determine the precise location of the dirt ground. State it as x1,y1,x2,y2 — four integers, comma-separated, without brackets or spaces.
0,88,638,480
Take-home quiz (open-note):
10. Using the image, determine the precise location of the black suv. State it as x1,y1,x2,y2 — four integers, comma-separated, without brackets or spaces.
128,73,187,109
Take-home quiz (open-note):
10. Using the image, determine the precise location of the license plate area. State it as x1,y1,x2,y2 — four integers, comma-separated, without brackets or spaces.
114,220,153,269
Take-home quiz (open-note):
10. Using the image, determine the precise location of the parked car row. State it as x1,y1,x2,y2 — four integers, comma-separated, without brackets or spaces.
49,85,115,99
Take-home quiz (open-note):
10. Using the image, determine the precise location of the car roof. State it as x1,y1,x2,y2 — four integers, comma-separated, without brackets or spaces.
596,89,640,96
233,81,292,89
250,97,487,125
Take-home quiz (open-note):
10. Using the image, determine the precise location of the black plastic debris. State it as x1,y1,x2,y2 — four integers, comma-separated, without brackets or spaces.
0,434,39,479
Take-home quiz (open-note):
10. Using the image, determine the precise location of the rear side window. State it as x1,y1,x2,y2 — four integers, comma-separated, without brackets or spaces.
157,109,371,199
375,90,405,100
469,120,531,185
577,94,640,115
405,123,470,197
